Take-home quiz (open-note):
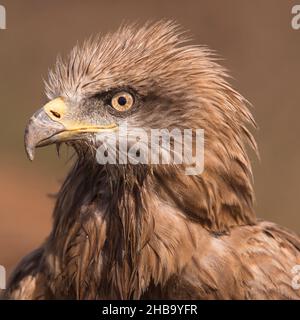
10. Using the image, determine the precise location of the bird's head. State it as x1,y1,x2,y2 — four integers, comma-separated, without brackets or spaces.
24,21,257,231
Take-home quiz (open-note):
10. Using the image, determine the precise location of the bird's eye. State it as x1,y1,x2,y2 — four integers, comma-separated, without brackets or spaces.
111,92,134,112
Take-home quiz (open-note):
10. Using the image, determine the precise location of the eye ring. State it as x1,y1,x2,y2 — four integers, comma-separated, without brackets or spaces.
111,91,134,112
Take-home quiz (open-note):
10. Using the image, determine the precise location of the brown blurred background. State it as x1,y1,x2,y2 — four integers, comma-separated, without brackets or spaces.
0,0,299,279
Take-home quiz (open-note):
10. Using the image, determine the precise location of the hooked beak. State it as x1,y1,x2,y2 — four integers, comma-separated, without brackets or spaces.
24,97,117,160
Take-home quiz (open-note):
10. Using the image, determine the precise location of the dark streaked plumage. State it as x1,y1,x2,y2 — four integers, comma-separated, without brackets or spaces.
4,22,300,299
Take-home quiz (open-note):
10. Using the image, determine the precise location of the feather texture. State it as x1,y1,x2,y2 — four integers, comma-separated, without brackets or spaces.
3,21,300,300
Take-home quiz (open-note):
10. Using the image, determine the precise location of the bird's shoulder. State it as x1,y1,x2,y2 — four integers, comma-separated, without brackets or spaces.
174,220,300,299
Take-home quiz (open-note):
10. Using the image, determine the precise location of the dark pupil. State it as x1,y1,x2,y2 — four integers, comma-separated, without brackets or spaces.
118,96,127,106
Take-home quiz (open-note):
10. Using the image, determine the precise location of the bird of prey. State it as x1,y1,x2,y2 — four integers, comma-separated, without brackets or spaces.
4,22,300,300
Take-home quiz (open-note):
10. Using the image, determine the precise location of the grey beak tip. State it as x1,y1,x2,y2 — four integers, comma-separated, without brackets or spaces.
25,145,35,161
24,128,35,161
28,151,35,161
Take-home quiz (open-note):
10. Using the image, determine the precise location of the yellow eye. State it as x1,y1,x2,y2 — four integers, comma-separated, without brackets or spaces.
111,92,134,112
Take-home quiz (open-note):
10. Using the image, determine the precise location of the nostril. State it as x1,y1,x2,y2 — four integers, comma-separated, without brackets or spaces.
50,110,61,118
